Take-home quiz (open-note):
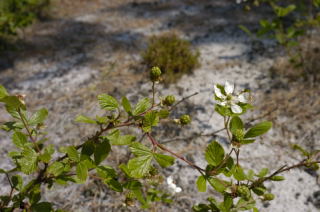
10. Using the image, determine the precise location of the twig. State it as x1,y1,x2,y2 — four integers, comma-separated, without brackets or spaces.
250,160,320,188
170,92,199,110
147,133,205,174
152,82,156,106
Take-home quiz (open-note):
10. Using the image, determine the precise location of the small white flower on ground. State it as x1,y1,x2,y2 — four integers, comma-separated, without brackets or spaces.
214,81,249,114
167,176,182,193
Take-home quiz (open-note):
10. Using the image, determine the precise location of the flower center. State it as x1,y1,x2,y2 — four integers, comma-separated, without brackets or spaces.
226,95,233,101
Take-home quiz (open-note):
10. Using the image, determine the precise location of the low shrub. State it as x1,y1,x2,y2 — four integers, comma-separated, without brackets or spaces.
142,33,200,84
0,0,50,39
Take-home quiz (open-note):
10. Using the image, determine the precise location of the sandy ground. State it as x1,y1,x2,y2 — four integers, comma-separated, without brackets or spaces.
0,0,319,211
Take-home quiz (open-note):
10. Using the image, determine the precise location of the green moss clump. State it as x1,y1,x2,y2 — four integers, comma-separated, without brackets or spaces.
142,34,200,84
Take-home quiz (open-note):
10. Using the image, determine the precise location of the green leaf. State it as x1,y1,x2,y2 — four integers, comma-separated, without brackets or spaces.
123,180,142,190
196,175,207,192
129,142,152,157
97,94,119,111
233,165,246,181
12,131,27,148
96,165,117,179
31,202,53,212
122,96,132,114
18,146,38,174
1,96,24,110
244,121,272,138
76,161,88,182
208,177,226,193
223,194,233,211
110,134,135,145
75,115,96,124
81,141,95,160
103,178,123,192
127,155,153,178
229,116,243,134
154,154,174,168
95,115,109,124
66,146,80,162
292,144,310,157
5,105,21,119
0,168,6,174
270,176,285,181
257,168,269,178
11,175,23,191
142,111,159,132
238,25,253,36
132,189,147,207
215,105,232,117
94,138,111,165
38,145,54,163
119,163,131,177
247,169,255,181
0,85,8,99
205,141,225,166
47,162,64,176
240,139,255,145
132,98,151,116
28,108,48,125
106,130,135,145
273,4,296,17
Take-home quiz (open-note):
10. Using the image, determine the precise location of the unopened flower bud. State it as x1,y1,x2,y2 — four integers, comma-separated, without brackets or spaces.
163,95,176,106
263,193,275,201
234,129,245,141
150,66,162,82
179,114,191,125
237,185,251,200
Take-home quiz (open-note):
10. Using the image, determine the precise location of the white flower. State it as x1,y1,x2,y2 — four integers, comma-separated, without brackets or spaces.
167,176,182,193
214,81,248,114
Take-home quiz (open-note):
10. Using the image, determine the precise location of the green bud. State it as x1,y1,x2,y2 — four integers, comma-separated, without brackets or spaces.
263,193,275,201
163,95,176,106
252,187,266,196
158,109,170,119
237,185,251,200
179,115,191,125
150,66,162,82
233,129,245,141
270,176,285,181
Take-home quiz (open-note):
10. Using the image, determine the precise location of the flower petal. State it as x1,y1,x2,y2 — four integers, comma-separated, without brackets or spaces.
216,101,227,106
175,187,182,193
225,81,234,95
214,85,225,98
167,176,173,184
231,104,242,114
238,93,248,103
